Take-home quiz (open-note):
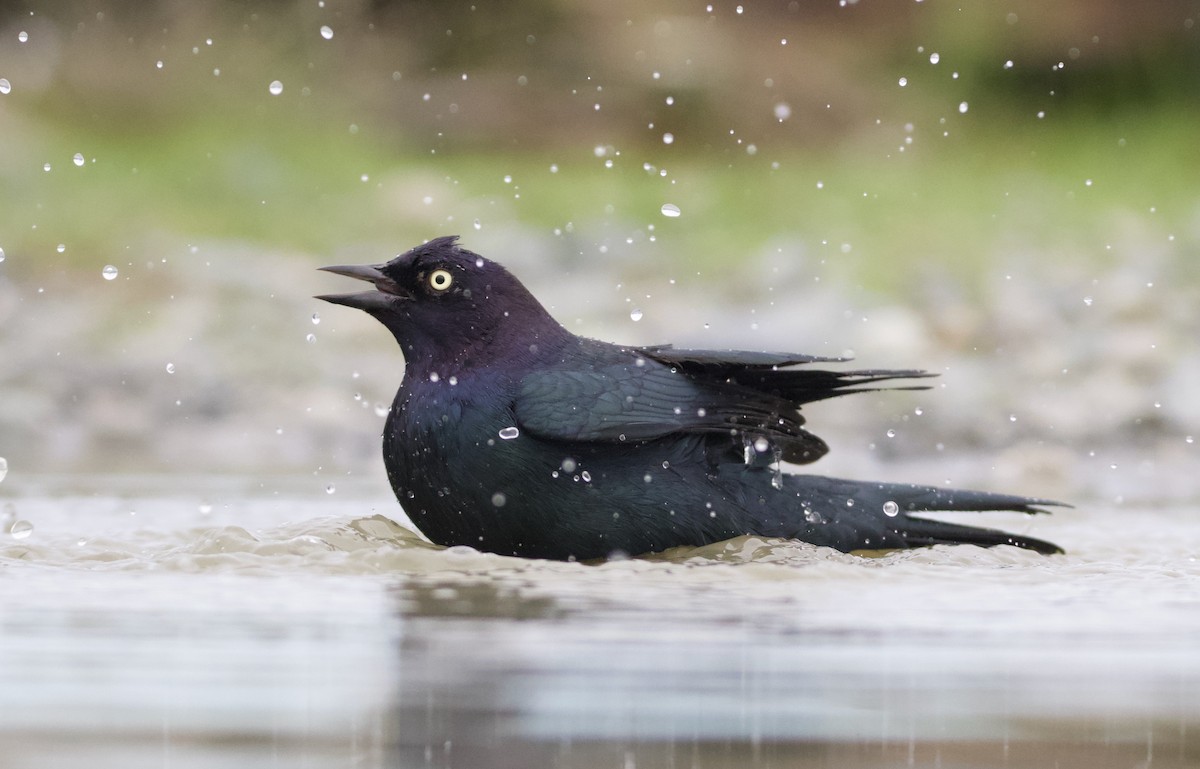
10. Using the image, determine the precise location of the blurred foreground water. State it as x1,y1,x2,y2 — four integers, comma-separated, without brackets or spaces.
1,469,1197,769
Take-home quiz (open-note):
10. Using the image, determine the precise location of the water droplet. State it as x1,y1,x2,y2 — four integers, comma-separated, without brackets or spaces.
630,308,643,322
660,203,681,218
0,247,5,263
18,30,29,43
101,265,118,281
772,102,793,121
56,243,66,253
268,80,284,95
448,376,458,386
580,470,592,483
325,484,336,494
0,79,10,95
320,25,334,39
898,77,908,87
883,500,900,517
73,153,85,167
1009,414,1018,422
561,458,577,473
929,52,940,64
1083,296,1093,306
165,362,176,374
498,426,520,440
1185,436,1194,445
662,132,674,145
306,333,316,343
374,403,389,417
473,218,482,230
0,457,7,482
885,429,896,438
845,498,855,507
958,101,969,113
198,503,213,515
9,520,33,540
491,492,506,507
429,372,440,382
310,313,320,325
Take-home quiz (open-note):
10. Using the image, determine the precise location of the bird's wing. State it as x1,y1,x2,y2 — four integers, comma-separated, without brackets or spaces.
514,361,830,463
641,345,935,406
639,345,846,369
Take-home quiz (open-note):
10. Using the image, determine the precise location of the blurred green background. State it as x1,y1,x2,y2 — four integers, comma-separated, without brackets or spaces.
1,1,1197,493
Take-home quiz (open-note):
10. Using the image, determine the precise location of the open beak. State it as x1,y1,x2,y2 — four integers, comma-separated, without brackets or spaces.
315,263,409,311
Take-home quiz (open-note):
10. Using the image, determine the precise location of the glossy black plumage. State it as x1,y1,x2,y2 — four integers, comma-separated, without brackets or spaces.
318,236,1063,560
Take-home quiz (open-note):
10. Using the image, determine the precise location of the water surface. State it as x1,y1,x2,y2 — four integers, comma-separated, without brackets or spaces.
1,473,1197,768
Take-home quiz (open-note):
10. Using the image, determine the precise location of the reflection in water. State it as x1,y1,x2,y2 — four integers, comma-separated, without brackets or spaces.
389,560,1198,769
0,482,1197,768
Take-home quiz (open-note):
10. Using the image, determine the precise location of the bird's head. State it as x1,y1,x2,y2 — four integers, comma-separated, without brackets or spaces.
317,236,565,367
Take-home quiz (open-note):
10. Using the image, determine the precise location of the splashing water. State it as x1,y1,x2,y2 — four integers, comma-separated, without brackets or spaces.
9,519,33,540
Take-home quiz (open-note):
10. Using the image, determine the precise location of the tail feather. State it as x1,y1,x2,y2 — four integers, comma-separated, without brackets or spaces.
892,515,1063,555
761,473,1066,555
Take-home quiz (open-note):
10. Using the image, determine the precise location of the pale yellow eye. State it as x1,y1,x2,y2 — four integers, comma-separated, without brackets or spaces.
428,268,453,292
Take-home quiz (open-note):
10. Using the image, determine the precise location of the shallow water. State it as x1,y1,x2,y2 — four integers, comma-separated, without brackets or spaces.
1,473,1198,768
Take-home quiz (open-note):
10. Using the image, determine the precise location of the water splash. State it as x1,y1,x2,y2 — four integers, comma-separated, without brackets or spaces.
9,520,33,540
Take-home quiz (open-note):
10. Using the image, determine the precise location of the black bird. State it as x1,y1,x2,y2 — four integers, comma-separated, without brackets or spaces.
318,236,1063,560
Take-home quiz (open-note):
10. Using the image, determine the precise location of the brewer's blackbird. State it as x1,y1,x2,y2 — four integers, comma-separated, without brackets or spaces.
318,236,1063,559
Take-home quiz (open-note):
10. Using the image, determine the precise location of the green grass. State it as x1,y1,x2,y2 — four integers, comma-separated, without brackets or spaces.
6,93,1196,298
